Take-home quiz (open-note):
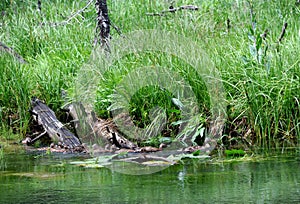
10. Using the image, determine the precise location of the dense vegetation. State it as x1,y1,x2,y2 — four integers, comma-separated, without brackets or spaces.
0,0,299,153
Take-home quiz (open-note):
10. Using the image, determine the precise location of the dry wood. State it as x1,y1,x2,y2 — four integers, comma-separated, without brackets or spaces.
31,98,82,149
40,0,94,27
63,102,137,150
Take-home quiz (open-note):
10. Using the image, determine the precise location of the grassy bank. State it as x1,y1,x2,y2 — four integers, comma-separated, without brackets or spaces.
0,0,299,152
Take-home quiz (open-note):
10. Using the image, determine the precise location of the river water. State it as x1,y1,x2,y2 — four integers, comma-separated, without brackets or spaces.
0,150,299,203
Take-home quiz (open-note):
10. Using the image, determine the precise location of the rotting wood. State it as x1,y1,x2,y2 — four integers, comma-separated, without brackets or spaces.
62,102,137,151
30,97,83,150
93,118,138,150
61,91,163,153
63,101,205,154
55,95,212,154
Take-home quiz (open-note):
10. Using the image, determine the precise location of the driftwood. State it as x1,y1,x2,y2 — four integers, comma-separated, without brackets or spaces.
63,102,204,154
63,102,137,151
27,96,139,153
28,97,209,154
30,98,82,150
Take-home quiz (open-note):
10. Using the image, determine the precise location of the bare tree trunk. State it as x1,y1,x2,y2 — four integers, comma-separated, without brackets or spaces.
95,0,110,50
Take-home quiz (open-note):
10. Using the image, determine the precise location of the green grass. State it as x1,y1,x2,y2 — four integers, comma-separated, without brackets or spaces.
0,0,299,152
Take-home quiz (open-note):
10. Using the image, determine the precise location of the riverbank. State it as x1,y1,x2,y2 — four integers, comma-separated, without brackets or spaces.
1,0,299,153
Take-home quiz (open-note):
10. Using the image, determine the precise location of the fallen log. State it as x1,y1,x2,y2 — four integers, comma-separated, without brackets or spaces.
63,101,137,151
30,97,82,149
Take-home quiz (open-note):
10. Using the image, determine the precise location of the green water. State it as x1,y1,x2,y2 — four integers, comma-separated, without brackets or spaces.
0,151,299,204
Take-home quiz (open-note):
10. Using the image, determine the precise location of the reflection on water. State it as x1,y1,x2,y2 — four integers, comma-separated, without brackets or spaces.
0,152,299,203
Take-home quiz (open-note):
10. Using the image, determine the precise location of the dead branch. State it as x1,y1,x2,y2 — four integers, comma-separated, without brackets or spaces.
146,5,199,16
278,22,288,43
111,23,123,36
40,0,94,27
0,42,27,64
